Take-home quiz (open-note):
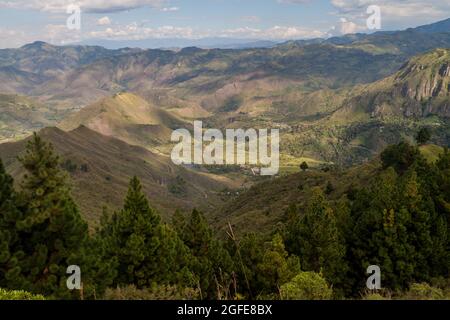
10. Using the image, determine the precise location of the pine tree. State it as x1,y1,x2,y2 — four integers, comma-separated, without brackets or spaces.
256,234,300,297
380,141,422,174
100,176,192,288
227,232,264,299
416,127,432,145
0,158,25,289
300,162,309,172
286,187,347,293
15,133,90,298
179,209,233,299
344,166,444,292
346,168,401,292
398,170,433,282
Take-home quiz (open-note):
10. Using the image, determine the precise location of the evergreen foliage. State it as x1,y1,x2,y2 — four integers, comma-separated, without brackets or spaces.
0,136,449,300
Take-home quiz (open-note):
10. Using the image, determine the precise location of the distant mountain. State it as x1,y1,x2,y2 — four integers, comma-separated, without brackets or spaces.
0,41,141,77
0,18,449,113
0,126,233,225
1,18,450,168
333,48,450,120
312,48,450,164
78,38,279,50
0,66,44,94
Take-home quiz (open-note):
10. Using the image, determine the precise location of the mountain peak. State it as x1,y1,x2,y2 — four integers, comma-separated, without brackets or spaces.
21,41,55,51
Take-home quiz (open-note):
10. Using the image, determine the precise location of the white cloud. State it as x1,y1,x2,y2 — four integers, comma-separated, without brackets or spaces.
0,28,29,48
339,18,363,34
221,26,326,39
327,0,450,33
160,6,179,12
43,24,82,44
331,0,450,22
0,0,166,13
89,23,200,40
86,23,325,41
0,24,82,48
97,16,111,26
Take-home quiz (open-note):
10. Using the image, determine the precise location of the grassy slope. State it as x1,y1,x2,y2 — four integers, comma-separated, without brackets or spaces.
0,93,54,142
0,126,235,228
212,160,380,235
59,92,188,152
213,144,444,235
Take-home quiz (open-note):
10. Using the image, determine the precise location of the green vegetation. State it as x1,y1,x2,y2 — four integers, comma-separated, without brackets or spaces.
280,272,333,300
0,127,449,301
416,127,432,145
1,21,450,300
300,161,309,172
103,285,200,300
0,288,45,300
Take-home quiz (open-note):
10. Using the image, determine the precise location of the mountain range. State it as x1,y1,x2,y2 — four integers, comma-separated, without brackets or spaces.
1,17,450,227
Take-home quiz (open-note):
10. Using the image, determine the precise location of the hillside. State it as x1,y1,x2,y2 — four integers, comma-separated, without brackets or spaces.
273,49,450,167
0,93,54,142
213,143,446,235
0,41,141,78
0,126,236,226
332,48,450,120
59,92,188,152
0,19,448,113
53,49,450,170
212,161,380,235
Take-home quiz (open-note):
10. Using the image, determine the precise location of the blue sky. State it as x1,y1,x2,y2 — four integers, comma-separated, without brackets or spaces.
0,0,449,48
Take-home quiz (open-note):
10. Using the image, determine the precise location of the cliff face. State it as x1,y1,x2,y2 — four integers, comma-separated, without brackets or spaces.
394,49,450,117
341,49,450,119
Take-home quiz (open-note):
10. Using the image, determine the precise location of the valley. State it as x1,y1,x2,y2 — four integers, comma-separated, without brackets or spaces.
0,6,449,301
1,18,450,227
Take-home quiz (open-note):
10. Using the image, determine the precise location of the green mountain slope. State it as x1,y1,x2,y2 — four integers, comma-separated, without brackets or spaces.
59,92,188,151
0,126,235,226
212,143,446,235
276,49,450,167
212,161,380,235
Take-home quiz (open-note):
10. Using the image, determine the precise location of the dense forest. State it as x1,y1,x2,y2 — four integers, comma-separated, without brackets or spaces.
0,131,449,300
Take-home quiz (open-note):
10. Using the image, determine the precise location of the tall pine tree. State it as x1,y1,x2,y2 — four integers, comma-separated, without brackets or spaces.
15,133,90,298
285,187,347,295
0,158,25,289
100,176,192,288
179,209,233,299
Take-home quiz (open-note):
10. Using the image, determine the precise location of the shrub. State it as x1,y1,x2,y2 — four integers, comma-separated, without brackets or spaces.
0,288,45,300
416,127,431,145
364,294,386,300
103,285,200,300
300,162,309,172
403,283,445,300
380,141,422,174
280,272,333,300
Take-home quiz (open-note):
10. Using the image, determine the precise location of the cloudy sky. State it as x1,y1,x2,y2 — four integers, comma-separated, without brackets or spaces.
0,0,449,48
